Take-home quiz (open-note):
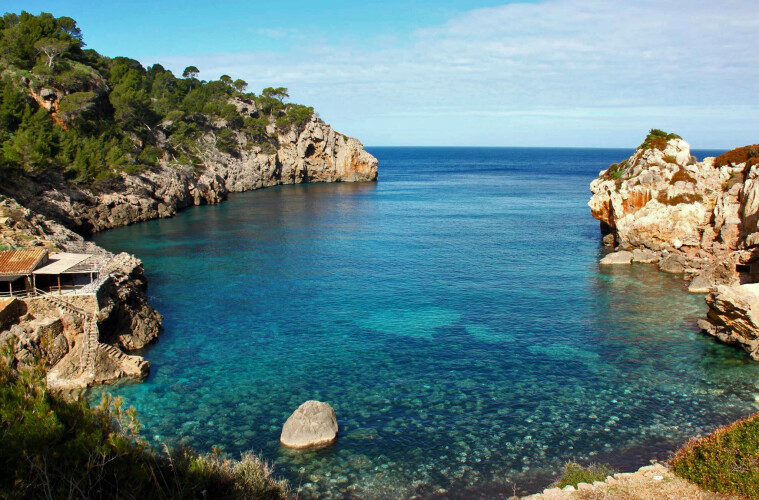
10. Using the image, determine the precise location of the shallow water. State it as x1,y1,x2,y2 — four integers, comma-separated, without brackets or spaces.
92,147,759,498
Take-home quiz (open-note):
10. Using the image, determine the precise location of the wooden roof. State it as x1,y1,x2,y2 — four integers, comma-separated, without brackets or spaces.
0,248,48,276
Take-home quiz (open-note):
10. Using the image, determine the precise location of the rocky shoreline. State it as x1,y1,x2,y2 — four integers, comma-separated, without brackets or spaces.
0,113,377,391
588,132,759,359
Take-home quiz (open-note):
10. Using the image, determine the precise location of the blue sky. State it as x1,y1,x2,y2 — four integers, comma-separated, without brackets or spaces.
6,1,759,148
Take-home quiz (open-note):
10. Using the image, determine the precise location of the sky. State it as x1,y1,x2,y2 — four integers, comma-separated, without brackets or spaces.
5,0,759,148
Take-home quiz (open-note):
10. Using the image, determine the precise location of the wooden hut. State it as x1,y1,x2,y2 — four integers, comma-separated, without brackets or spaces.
0,248,48,296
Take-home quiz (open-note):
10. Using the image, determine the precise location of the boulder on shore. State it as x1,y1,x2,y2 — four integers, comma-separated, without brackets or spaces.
280,400,338,449
600,251,633,265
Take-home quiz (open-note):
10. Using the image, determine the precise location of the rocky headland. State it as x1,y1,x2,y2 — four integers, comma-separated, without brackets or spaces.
3,109,377,234
588,130,759,358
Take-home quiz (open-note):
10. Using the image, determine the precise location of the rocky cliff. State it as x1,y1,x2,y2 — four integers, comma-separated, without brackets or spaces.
588,131,759,358
3,110,377,234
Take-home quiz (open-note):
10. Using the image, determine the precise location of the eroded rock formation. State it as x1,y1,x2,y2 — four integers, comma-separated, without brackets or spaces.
589,134,759,358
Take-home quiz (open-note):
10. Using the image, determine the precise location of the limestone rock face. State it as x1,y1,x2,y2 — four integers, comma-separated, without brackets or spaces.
280,400,338,449
9,115,377,234
588,138,724,252
699,284,759,359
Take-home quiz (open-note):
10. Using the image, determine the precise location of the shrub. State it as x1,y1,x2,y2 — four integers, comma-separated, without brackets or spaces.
639,129,681,152
671,412,759,497
603,160,628,180
657,191,703,206
669,167,696,185
553,461,615,488
0,348,290,499
714,144,759,169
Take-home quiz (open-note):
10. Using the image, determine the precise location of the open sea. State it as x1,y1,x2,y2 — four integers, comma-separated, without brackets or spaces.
91,147,759,498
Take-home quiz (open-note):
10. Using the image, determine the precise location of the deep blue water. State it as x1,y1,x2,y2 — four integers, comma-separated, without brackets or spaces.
92,147,759,499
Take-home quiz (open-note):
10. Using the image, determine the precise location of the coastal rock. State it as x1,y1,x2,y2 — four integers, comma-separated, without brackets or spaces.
687,255,740,293
588,135,759,359
280,400,339,449
700,284,759,359
599,251,633,265
659,253,688,274
632,248,659,264
98,253,163,351
588,137,721,252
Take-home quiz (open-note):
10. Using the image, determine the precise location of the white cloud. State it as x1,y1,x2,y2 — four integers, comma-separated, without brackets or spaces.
148,0,759,147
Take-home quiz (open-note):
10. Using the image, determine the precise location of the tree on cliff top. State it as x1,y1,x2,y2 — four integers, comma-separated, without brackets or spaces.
182,65,199,79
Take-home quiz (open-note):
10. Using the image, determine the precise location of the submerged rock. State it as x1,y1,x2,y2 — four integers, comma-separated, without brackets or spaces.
280,400,339,449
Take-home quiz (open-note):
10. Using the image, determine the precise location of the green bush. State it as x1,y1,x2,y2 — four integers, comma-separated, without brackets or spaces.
603,159,628,180
672,412,759,497
553,461,615,488
0,347,290,499
639,129,681,151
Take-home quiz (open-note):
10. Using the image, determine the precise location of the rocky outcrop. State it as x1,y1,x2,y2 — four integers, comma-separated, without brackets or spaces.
280,400,339,449
698,284,759,359
589,134,759,359
98,252,163,350
4,114,377,234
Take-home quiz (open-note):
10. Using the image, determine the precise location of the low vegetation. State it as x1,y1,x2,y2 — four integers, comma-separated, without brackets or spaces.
669,167,696,185
603,159,628,180
553,461,615,489
714,144,759,169
638,128,681,152
671,411,759,498
0,11,315,185
0,346,290,499
656,192,703,206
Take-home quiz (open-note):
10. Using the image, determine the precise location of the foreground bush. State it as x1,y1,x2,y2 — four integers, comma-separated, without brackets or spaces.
671,412,759,498
553,461,614,488
0,347,289,499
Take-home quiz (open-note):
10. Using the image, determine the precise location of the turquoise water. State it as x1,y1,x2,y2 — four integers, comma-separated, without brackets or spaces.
92,147,759,498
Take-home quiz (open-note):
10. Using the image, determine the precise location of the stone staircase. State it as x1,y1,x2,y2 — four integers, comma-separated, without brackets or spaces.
98,343,149,377
41,291,150,391
41,293,98,378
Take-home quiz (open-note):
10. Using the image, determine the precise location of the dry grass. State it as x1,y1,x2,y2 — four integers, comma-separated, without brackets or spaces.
670,167,696,185
572,477,730,500
714,145,759,169
657,192,703,206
